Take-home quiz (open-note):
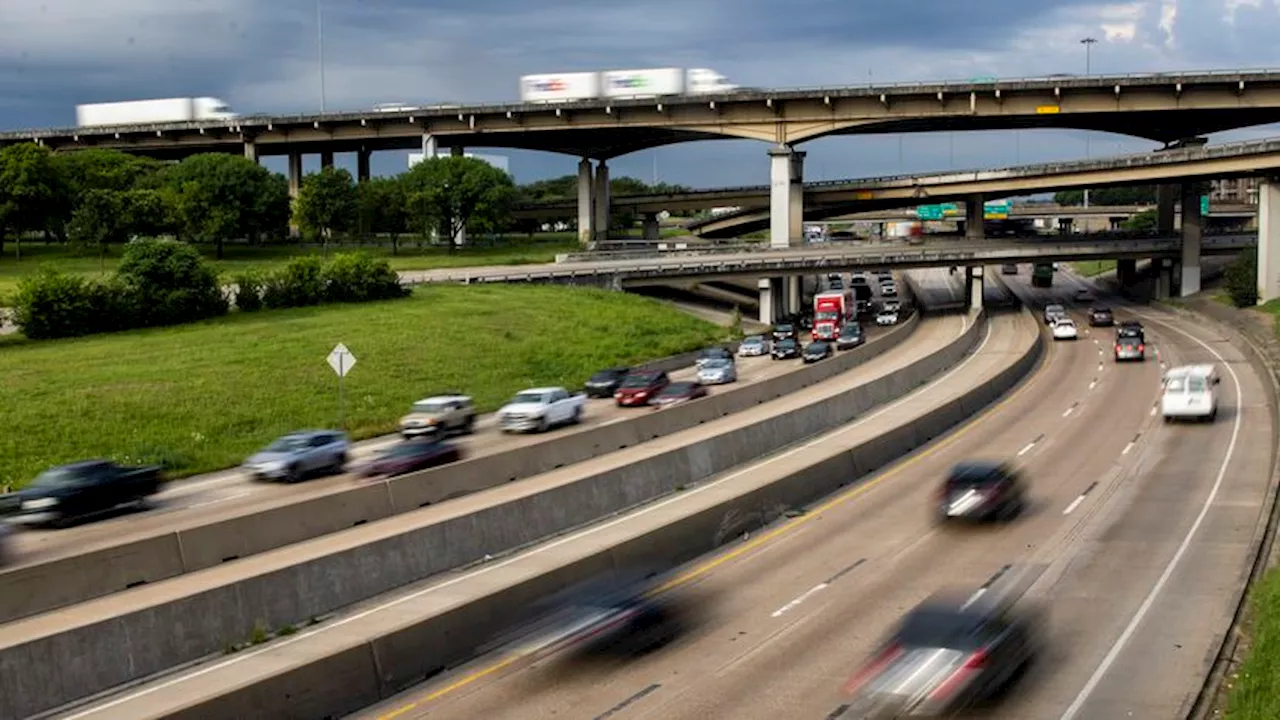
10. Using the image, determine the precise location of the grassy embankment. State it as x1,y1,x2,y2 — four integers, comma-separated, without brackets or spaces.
1070,260,1118,277
0,284,724,489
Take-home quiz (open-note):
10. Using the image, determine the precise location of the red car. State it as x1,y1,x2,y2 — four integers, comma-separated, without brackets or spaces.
650,381,708,409
614,370,670,407
359,439,463,480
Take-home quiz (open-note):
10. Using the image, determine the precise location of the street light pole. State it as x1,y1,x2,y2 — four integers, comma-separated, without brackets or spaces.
317,0,327,113
1080,37,1098,208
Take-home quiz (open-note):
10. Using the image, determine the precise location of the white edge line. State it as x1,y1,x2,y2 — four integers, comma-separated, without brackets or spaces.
72,316,993,715
1062,496,1086,516
1062,408,1074,418
1017,442,1036,457
1121,442,1135,456
770,583,829,618
1058,313,1245,720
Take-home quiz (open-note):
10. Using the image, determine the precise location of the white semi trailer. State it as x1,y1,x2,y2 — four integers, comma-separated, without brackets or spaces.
519,68,738,103
75,97,238,127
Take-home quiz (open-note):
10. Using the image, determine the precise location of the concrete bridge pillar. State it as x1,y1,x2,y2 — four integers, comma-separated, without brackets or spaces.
967,266,984,311
450,146,468,245
1258,179,1280,303
357,148,371,183
1178,183,1202,297
768,145,806,249
421,134,438,159
1116,258,1137,287
594,160,611,242
642,212,660,241
965,194,985,242
786,276,802,316
243,141,258,164
577,158,594,246
1156,184,1177,234
320,151,334,169
287,153,303,199
758,278,783,325
1154,258,1174,300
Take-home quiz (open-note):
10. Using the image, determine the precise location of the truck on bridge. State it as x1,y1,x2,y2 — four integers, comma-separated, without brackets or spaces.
1031,263,1054,288
75,97,238,127
520,68,738,103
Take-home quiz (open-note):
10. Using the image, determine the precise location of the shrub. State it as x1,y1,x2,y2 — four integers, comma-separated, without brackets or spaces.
116,238,227,327
1225,248,1259,308
262,255,327,309
321,252,409,303
11,270,102,340
232,270,266,312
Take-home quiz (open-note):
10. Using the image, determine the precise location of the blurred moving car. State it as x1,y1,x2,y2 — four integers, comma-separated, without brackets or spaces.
772,338,801,360
0,520,10,564
738,335,771,357
1088,306,1114,327
1073,288,1095,303
1117,320,1145,343
842,588,1038,717
615,370,670,407
876,309,900,326
695,346,734,369
836,322,865,351
244,430,350,483
771,323,798,342
399,394,476,438
1161,364,1220,423
498,387,587,432
525,569,691,659
359,438,463,479
1051,318,1078,340
585,368,631,398
4,460,166,527
1042,304,1067,325
697,358,737,385
651,381,708,408
1001,263,1019,275
936,461,1025,523
803,341,833,364
1114,335,1145,362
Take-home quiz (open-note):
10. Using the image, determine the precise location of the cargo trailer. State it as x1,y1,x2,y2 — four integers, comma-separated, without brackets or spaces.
75,97,237,127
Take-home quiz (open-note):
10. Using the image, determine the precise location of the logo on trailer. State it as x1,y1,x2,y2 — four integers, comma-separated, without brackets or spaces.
609,76,651,89
526,78,569,92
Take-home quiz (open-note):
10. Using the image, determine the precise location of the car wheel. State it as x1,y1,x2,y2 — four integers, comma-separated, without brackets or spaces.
463,416,476,434
537,417,550,433
286,464,302,483
334,453,348,472
571,407,583,424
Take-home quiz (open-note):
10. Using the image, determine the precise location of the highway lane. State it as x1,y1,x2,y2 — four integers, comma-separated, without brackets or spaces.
5,273,921,569
351,277,1270,720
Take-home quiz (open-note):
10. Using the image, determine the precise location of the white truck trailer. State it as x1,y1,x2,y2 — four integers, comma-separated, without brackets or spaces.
519,68,738,103
75,97,238,127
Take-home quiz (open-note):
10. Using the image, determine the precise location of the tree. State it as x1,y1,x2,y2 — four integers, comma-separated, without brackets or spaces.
293,167,358,245
0,143,66,257
1224,248,1259,308
1054,186,1158,206
1122,208,1158,232
66,189,129,267
162,153,289,258
402,156,515,251
357,177,408,253
115,238,227,327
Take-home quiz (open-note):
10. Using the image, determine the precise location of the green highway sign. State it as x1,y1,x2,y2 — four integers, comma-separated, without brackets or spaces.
916,204,945,220
1201,195,1210,214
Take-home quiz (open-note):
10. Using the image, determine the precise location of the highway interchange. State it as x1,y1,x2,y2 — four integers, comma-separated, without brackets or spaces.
0,263,1272,720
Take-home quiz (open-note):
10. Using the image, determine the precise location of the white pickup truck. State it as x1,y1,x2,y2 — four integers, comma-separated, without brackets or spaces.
497,387,587,433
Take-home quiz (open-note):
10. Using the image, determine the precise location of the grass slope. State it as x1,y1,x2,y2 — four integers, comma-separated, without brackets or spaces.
1227,570,1280,719
1070,260,1118,277
0,284,723,488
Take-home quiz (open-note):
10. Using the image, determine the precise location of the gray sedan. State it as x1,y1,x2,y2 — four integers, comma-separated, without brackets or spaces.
243,430,350,483
697,358,738,385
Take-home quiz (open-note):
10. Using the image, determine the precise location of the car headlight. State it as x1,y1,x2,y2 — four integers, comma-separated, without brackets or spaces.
21,498,59,510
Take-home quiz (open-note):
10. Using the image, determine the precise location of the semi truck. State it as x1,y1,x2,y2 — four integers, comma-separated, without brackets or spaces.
519,68,738,103
1031,263,1054,288
813,290,854,341
75,97,238,127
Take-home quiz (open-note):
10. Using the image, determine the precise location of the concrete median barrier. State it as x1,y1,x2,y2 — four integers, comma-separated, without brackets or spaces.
91,312,1044,720
0,310,962,719
0,314,918,626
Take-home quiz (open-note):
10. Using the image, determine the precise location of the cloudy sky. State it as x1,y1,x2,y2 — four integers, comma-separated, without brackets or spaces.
3,0,1280,187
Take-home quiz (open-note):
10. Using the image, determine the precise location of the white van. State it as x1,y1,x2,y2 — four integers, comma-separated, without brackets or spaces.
1161,364,1220,423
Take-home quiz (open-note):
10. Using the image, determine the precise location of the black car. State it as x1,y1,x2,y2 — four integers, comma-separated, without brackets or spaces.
527,570,690,659
359,439,463,479
802,341,833,364
1114,335,1146,362
835,323,865,351
843,590,1038,716
1001,263,1019,275
5,460,165,528
771,323,798,342
1088,306,1114,327
584,367,630,398
936,461,1025,523
772,338,801,360
1117,320,1145,342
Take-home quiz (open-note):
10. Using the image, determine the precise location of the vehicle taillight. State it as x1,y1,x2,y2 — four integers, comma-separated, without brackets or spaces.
927,648,988,702
1115,345,1122,353
1138,344,1145,353
842,643,903,695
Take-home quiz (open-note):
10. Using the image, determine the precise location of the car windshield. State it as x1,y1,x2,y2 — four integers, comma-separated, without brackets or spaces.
1165,377,1187,393
775,324,794,333
621,373,660,388
743,336,764,345
385,442,438,457
815,311,840,320
1188,377,1208,392
1119,337,1141,346
700,348,728,357
512,391,548,404
896,608,984,648
777,339,797,349
841,327,861,337
411,401,451,414
30,468,83,488
658,382,696,397
702,359,731,371
1093,308,1111,314
589,370,624,382
807,343,828,352
265,436,309,452
1046,305,1064,313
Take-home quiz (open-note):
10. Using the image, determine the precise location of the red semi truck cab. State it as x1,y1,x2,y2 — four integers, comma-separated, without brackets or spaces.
813,290,852,341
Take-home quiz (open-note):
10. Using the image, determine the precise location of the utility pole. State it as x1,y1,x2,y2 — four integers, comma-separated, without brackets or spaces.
317,0,327,112
1080,37,1098,208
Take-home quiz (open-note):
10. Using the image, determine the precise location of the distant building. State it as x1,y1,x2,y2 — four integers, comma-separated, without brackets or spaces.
408,151,511,177
1209,177,1259,204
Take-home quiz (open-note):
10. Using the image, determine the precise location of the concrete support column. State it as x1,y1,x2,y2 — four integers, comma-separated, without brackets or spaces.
967,266,984,310
320,151,334,169
1258,180,1280,303
243,141,258,164
421,134,438,158
577,158,594,247
1154,259,1174,300
593,160,611,241
965,194,985,242
1179,183,1202,297
642,212,660,241
768,145,806,249
1116,258,1137,287
758,278,777,325
785,276,802,316
447,146,468,245
287,153,303,199
357,148,371,183
1156,184,1177,234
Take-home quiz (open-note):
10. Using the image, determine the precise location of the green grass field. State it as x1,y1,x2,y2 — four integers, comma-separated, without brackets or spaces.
0,235,583,301
1071,260,1118,277
1226,569,1280,719
0,284,724,488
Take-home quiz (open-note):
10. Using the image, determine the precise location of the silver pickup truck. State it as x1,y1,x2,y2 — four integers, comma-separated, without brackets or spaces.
497,387,587,433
